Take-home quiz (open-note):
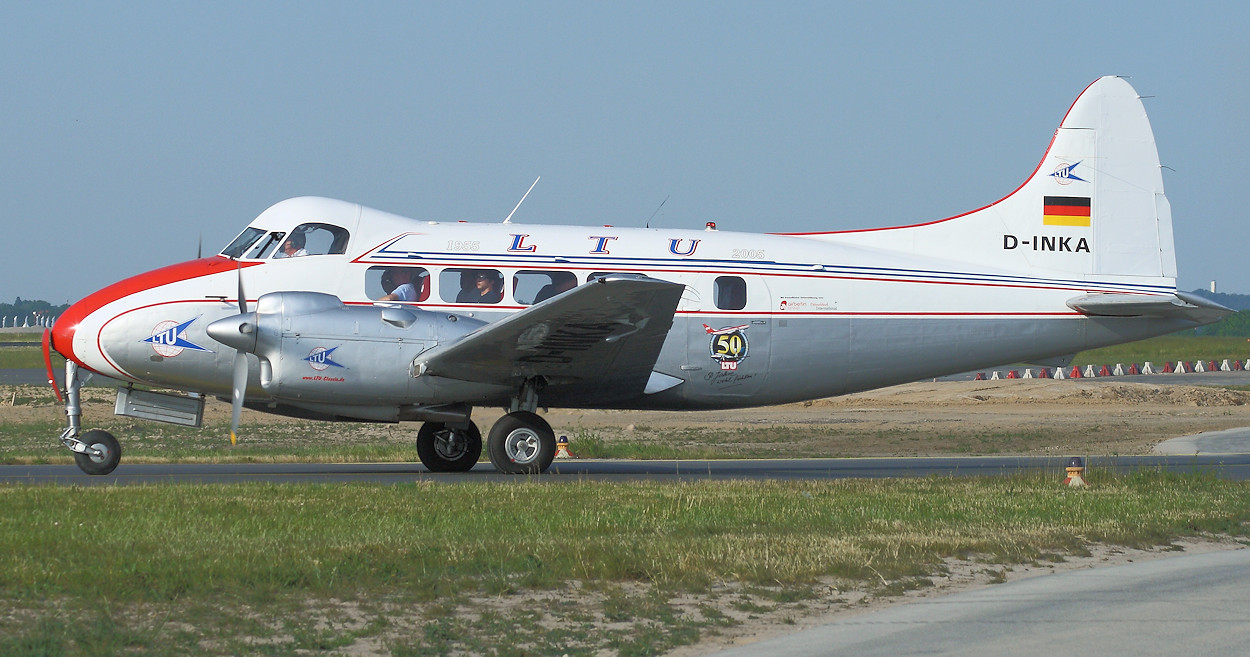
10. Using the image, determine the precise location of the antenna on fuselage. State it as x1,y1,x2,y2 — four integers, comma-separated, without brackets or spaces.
645,195,670,229
503,176,541,224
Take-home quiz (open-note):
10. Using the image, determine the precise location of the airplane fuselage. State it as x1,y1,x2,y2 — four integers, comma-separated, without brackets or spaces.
54,196,1190,421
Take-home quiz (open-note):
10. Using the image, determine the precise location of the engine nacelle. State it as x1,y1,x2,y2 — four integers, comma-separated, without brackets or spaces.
211,292,490,406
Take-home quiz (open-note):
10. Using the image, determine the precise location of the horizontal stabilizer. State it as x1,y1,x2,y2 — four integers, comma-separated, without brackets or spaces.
1066,291,1232,325
416,275,684,396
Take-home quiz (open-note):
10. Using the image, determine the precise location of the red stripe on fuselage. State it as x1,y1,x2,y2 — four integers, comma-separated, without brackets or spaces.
51,256,261,368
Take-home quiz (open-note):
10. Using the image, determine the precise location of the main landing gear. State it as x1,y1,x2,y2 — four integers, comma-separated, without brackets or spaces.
413,411,556,475
486,411,556,475
414,379,557,475
415,422,482,472
59,361,122,475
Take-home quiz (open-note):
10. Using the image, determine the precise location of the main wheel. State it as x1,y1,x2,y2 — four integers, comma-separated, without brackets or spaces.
73,429,121,475
487,411,556,475
416,422,482,472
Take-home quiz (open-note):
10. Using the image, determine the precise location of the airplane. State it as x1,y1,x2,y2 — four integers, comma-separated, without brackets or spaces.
45,76,1232,476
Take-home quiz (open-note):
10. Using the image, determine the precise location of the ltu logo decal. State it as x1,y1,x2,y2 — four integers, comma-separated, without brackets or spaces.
1049,161,1088,185
143,318,212,357
304,346,345,371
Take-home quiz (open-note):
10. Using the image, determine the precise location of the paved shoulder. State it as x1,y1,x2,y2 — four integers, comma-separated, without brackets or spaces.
1155,427,1250,455
709,548,1250,657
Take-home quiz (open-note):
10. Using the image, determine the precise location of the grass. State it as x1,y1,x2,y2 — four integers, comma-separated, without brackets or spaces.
0,346,61,370
0,473,1247,655
1073,335,1250,367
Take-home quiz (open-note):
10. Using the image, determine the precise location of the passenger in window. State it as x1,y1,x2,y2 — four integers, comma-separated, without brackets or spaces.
455,271,477,303
275,232,308,258
380,268,418,302
533,272,578,303
459,270,503,304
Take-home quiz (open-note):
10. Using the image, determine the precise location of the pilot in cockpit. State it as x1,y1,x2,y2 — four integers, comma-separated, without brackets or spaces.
275,232,308,258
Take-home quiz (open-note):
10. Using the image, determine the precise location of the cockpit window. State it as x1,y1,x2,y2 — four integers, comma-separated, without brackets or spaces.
246,231,285,259
272,223,350,258
220,227,266,259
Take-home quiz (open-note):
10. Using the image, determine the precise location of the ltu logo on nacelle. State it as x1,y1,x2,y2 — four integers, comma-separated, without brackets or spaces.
304,346,345,371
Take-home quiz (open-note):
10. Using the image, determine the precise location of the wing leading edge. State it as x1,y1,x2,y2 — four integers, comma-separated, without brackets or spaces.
415,275,685,401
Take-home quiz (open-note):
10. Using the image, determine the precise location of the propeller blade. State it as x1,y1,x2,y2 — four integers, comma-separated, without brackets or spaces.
42,328,63,403
236,262,247,314
230,350,247,445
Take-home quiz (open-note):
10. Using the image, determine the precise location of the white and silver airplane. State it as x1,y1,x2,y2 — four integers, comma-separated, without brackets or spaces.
46,76,1230,475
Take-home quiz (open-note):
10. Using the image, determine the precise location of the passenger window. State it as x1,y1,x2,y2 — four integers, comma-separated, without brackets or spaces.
439,268,504,304
366,266,430,303
273,223,350,258
514,270,577,305
714,276,747,311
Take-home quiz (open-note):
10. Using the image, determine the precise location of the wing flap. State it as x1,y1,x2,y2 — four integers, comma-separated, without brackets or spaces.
416,275,685,397
1066,291,1232,325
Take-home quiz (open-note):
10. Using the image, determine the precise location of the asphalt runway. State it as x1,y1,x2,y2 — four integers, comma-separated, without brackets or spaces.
4,453,1250,485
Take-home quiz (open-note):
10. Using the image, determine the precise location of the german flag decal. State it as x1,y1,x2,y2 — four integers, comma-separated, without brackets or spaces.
1043,196,1091,227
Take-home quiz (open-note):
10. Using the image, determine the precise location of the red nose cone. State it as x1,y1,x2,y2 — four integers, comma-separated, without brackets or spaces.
49,256,255,367
49,310,77,362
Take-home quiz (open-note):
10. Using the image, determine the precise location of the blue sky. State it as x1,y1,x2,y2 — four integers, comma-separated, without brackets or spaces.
3,2,1247,303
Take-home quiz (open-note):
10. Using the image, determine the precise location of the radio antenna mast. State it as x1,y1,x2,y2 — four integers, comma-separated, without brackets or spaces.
503,176,540,224
645,195,669,229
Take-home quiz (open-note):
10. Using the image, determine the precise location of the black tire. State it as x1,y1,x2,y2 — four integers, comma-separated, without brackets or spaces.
487,411,556,475
416,422,482,472
72,429,121,476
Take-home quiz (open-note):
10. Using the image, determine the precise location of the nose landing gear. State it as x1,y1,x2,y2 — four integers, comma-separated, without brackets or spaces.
57,361,122,475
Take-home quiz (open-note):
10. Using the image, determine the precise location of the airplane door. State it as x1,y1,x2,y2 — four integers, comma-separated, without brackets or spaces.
691,274,771,400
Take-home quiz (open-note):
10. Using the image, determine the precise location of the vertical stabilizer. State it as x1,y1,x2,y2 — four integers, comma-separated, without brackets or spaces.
809,77,1176,286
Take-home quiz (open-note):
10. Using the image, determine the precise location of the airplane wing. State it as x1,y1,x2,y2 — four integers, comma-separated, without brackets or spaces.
415,274,685,399
1066,291,1233,325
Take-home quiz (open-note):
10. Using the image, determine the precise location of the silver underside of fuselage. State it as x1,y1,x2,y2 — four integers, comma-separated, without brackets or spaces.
97,302,1192,420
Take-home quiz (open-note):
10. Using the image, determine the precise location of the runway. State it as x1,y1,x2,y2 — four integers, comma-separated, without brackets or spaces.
4,453,1250,485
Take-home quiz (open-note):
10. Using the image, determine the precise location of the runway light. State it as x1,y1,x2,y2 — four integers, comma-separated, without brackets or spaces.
1063,456,1087,487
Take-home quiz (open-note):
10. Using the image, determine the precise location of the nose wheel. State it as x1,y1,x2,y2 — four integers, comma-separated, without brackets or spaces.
487,411,557,474
72,429,122,475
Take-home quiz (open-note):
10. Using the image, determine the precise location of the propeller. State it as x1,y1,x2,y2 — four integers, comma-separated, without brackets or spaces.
206,262,257,446
229,264,249,445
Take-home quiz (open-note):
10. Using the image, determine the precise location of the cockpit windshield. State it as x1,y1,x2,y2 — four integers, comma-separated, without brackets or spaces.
220,227,266,259
221,222,349,260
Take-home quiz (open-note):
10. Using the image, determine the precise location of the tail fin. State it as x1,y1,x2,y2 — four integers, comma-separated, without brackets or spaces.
811,76,1176,286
